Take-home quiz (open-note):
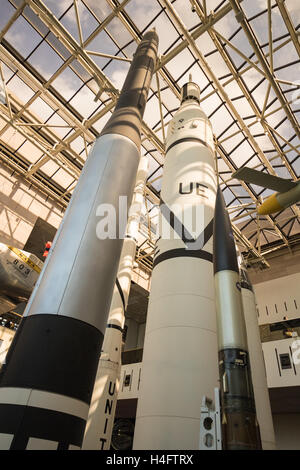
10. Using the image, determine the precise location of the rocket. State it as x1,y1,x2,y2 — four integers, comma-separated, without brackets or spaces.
213,186,262,450
133,78,219,449
82,156,148,450
239,257,276,449
0,30,158,450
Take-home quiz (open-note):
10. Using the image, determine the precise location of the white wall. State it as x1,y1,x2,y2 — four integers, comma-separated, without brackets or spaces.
262,338,300,388
273,413,300,450
254,273,300,325
118,362,142,400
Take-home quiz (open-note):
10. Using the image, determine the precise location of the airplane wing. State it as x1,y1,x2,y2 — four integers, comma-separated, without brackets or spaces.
232,167,297,193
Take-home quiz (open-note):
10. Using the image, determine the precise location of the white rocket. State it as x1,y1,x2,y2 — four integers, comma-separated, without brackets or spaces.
0,31,158,450
239,257,276,449
133,78,219,449
82,156,148,450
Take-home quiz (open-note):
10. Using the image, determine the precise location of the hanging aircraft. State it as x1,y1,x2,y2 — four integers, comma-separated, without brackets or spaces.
0,242,43,302
232,167,300,215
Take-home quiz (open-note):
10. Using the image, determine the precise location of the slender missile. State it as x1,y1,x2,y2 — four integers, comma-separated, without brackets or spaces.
82,156,148,450
134,78,219,449
239,257,276,449
0,31,158,450
213,186,262,450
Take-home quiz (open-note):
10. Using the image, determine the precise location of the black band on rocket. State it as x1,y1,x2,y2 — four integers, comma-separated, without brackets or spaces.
166,137,212,154
0,314,103,404
0,404,85,449
125,234,138,243
116,278,126,312
160,198,214,248
153,248,213,268
106,323,123,332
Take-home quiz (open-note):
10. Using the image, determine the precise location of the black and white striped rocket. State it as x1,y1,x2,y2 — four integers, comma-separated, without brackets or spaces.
82,155,148,450
134,79,219,449
213,187,262,450
239,257,276,449
0,30,158,450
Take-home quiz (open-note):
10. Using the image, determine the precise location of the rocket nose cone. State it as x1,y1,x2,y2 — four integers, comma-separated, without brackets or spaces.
181,81,201,104
213,186,239,274
142,29,159,46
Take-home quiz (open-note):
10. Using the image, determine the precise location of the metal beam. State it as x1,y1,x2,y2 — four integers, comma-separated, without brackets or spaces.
229,0,300,141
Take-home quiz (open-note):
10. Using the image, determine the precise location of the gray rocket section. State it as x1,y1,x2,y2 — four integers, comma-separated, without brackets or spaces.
239,260,276,449
213,186,261,450
0,31,158,450
82,156,148,450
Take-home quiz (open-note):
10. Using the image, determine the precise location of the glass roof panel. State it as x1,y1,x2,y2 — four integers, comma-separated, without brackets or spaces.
27,41,64,81
5,75,35,102
4,14,42,57
68,86,99,119
18,141,44,164
28,97,54,123
1,127,25,150
51,168,75,188
59,4,99,42
0,1,16,31
124,1,161,32
0,0,299,264
83,0,113,22
51,66,83,101
43,0,73,19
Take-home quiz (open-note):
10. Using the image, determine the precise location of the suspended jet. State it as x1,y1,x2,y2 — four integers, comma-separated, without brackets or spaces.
232,167,300,215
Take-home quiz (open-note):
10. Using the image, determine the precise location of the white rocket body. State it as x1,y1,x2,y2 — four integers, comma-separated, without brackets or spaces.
82,157,148,450
241,272,276,450
133,83,219,449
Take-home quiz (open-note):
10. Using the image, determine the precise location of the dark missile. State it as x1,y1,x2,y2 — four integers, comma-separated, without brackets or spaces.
213,186,262,450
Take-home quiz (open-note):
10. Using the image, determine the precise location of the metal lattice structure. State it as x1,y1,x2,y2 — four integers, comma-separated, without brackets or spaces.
0,0,299,271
